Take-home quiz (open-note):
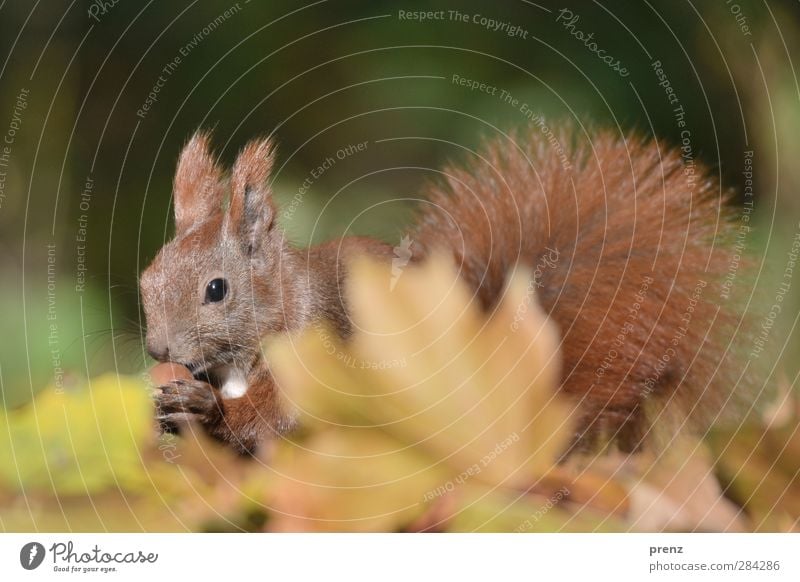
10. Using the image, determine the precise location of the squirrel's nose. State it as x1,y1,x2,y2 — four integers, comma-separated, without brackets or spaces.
147,341,170,362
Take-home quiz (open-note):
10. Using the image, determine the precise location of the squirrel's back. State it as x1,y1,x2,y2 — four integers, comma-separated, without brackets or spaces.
413,125,753,454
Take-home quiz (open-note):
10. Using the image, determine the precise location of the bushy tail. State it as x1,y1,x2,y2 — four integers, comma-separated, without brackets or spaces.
413,124,760,454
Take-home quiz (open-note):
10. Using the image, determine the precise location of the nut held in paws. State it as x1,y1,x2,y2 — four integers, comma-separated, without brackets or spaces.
150,363,193,386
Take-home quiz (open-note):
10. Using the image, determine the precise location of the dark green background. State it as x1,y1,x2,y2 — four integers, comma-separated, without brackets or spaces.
0,0,797,405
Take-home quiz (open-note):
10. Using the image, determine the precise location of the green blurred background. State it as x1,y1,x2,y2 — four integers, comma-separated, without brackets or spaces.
0,0,798,406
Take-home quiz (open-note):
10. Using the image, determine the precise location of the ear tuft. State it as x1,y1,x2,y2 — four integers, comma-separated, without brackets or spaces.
231,138,276,197
227,137,277,253
173,130,223,233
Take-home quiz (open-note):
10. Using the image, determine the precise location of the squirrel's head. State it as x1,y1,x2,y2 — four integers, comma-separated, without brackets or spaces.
140,131,288,374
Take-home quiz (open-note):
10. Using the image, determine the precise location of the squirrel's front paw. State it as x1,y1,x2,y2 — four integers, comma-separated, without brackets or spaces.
155,379,222,433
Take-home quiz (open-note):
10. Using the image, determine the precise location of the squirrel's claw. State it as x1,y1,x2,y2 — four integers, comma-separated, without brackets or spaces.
155,379,222,434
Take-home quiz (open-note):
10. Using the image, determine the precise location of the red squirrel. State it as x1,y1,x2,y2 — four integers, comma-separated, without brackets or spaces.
141,127,753,455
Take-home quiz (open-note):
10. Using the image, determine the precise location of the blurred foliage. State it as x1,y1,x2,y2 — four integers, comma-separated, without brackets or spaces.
2,0,800,398
1,258,797,532
0,1,799,532
0,274,127,408
266,256,574,531
0,374,150,495
708,396,800,532
0,373,276,532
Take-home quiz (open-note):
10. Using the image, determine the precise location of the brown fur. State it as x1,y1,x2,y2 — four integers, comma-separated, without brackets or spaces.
140,132,391,454
172,131,223,233
142,126,754,456
413,126,754,454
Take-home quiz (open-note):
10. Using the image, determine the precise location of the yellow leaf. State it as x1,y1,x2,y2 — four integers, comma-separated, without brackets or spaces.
268,430,446,532
267,255,576,529
0,374,152,495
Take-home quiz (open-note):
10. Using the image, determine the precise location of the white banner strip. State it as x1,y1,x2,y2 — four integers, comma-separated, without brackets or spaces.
1,533,797,580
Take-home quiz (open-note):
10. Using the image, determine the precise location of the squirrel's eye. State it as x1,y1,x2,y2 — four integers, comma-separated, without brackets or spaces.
205,278,229,303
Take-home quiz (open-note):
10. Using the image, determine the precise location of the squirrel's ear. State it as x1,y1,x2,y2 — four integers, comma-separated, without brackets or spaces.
173,131,223,233
226,137,277,254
